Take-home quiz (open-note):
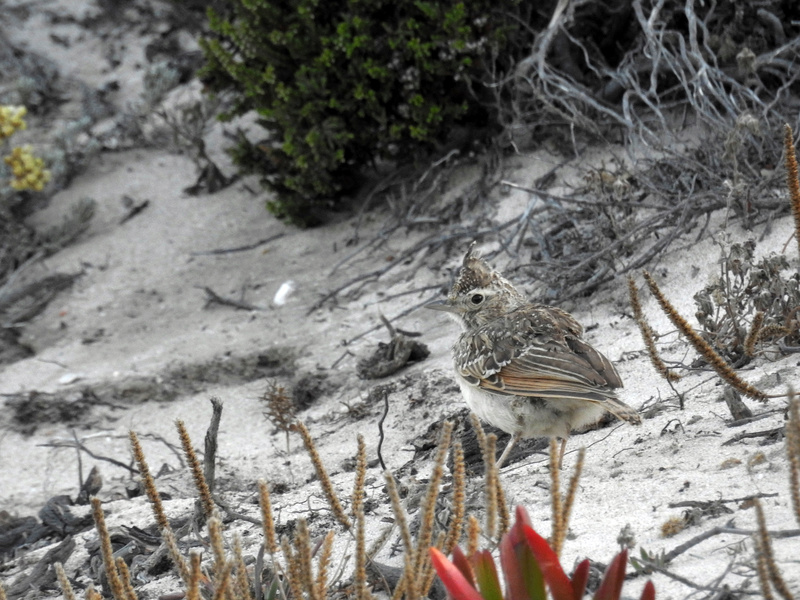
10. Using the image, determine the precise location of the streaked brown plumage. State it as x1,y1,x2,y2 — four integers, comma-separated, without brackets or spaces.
427,244,640,467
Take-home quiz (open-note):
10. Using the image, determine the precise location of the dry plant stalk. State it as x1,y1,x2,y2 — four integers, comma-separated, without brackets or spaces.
211,561,233,600
162,528,192,586
468,413,488,455
549,439,563,548
386,422,453,600
484,434,499,539
290,518,327,600
744,311,765,358
443,440,466,554
295,519,314,600
384,472,416,600
411,421,453,595
753,499,795,600
296,421,352,529
91,497,127,600
643,271,769,401
788,390,800,527
281,537,305,600
367,522,395,558
466,514,481,557
0,582,5,600
262,380,296,452
86,586,103,600
187,552,202,600
130,430,191,585
561,448,585,542
784,124,800,257
549,441,585,558
628,276,681,381
259,479,280,555
754,532,776,600
54,563,76,600
208,513,228,587
115,557,138,600
316,531,335,600
233,536,254,600
384,472,415,560
419,531,446,595
758,324,793,344
177,419,215,519
352,434,371,600
469,414,505,540
129,431,170,532
495,471,510,538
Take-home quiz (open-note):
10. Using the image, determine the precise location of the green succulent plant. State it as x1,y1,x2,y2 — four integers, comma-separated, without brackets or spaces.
199,0,527,225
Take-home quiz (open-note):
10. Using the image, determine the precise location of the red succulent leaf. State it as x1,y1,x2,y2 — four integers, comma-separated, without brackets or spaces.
471,550,504,600
452,546,476,587
640,580,656,600
515,505,533,529
593,550,628,600
571,560,590,599
500,517,546,600
521,525,575,600
430,547,484,600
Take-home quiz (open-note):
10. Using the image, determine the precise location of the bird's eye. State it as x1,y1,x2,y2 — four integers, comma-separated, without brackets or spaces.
470,294,484,305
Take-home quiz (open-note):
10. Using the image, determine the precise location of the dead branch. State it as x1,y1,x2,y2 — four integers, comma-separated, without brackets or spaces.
200,286,264,311
191,233,285,256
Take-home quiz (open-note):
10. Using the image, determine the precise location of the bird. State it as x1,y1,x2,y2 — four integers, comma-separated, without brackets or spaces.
426,244,641,468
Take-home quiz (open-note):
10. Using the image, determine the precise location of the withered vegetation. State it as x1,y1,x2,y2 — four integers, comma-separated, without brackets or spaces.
261,379,297,452
46,399,596,600
628,127,800,403
693,239,800,364
23,386,798,600
627,275,681,383
641,270,769,402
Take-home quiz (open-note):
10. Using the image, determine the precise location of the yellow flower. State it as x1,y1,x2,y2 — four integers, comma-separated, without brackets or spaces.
4,145,51,191
0,105,27,140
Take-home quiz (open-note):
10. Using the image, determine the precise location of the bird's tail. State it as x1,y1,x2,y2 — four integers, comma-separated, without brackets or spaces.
600,395,642,425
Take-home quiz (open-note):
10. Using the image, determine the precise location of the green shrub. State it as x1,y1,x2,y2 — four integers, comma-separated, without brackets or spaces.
199,0,526,225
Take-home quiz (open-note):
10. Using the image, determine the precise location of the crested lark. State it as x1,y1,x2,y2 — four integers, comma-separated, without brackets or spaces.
427,245,641,468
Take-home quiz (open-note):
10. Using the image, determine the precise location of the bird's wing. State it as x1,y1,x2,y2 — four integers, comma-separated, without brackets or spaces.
455,306,623,404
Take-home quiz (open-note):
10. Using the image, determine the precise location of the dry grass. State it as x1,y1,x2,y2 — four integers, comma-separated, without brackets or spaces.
628,275,681,382
296,420,352,529
788,391,800,527
643,271,769,402
753,499,795,600
784,124,800,258
549,441,585,557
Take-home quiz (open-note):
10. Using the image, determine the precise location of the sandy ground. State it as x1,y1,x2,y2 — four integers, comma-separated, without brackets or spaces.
1,1,799,599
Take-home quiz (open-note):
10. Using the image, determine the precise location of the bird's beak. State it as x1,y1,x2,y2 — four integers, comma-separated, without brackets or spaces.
424,299,458,313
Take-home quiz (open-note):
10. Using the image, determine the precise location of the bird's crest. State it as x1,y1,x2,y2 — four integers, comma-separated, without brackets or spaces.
451,243,497,296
